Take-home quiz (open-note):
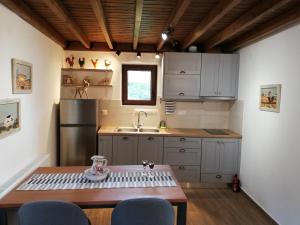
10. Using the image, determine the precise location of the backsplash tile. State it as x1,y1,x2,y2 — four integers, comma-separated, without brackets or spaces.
98,100,231,129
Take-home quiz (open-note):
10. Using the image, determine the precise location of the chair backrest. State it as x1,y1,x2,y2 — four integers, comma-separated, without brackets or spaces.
0,209,6,225
18,201,90,225
111,198,174,225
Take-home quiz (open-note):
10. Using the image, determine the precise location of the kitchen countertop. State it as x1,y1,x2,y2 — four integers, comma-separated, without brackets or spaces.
98,126,242,139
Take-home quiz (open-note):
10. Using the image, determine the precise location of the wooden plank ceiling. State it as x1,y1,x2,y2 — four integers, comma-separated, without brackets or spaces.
1,0,300,52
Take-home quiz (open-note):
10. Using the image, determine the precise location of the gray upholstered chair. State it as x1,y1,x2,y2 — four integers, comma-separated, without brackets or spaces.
111,198,174,225
0,209,6,225
18,201,90,225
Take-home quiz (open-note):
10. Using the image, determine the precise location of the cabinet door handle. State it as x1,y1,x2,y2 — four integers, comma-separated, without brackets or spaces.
180,138,186,142
178,92,185,96
179,148,186,153
180,70,186,74
178,165,185,170
216,174,222,179
148,137,154,141
122,137,128,140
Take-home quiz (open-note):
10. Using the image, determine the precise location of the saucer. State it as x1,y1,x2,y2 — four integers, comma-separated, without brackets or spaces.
84,168,110,182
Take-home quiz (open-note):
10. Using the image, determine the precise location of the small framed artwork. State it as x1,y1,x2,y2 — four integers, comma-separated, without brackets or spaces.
0,99,21,139
12,58,32,94
260,84,281,112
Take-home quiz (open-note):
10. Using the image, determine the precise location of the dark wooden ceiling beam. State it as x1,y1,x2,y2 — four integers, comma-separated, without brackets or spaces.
65,41,177,52
0,0,66,47
157,0,192,50
133,0,144,50
225,5,300,51
205,0,292,50
89,0,113,49
182,0,241,49
42,0,90,48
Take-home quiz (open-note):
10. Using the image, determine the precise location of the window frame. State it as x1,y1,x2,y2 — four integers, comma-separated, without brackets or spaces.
122,64,157,106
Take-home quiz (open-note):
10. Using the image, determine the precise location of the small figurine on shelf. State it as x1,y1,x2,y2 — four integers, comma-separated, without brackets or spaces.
98,77,111,85
62,75,73,85
74,79,90,99
91,59,98,69
104,59,111,69
66,56,75,68
78,57,85,68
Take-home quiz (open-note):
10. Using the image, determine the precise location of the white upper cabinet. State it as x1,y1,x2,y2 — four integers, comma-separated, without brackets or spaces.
200,54,220,97
163,74,200,99
219,54,239,97
164,52,201,75
200,53,239,98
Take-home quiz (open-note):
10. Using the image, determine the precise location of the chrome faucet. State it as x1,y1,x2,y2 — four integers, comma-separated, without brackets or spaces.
137,111,147,129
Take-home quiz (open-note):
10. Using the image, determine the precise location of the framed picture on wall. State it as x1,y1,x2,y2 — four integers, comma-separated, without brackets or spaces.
260,84,281,113
12,58,32,94
0,99,21,139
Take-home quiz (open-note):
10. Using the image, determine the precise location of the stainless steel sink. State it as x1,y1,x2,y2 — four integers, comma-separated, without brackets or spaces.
139,128,160,133
116,127,138,132
116,127,160,133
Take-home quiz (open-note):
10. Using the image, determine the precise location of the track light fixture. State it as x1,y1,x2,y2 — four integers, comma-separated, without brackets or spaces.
137,52,141,59
161,27,174,41
116,50,121,56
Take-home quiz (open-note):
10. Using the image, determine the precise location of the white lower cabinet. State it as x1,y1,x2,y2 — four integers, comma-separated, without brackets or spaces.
201,138,240,183
171,166,200,182
113,136,138,165
164,137,202,183
98,136,113,165
138,136,163,164
99,134,240,184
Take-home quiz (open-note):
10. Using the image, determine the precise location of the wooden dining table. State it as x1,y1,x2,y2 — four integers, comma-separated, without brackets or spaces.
0,165,187,225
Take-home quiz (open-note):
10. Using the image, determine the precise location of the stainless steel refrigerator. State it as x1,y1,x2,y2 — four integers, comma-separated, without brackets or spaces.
60,99,98,166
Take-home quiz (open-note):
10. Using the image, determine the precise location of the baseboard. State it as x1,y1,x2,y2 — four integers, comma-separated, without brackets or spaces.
241,187,280,225
0,154,51,199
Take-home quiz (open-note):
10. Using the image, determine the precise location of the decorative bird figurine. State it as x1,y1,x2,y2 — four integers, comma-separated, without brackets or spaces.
78,57,85,68
104,59,111,69
66,56,75,68
91,59,99,69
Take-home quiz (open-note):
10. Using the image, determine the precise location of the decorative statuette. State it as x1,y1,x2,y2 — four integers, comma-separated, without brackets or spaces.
78,57,85,68
104,59,111,69
74,79,90,99
66,56,75,68
91,59,98,69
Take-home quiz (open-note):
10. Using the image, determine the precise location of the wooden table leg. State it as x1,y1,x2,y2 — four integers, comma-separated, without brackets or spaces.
177,202,187,225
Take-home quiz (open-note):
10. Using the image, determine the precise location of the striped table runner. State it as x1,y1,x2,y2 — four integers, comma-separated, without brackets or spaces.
17,170,177,191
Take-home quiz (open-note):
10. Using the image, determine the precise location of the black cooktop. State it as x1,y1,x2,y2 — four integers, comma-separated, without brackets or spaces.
204,129,229,135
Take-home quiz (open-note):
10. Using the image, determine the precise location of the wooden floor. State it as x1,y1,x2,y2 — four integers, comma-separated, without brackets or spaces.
84,188,277,225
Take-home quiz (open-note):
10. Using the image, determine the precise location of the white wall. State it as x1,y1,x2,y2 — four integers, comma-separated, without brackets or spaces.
237,24,300,225
0,4,63,194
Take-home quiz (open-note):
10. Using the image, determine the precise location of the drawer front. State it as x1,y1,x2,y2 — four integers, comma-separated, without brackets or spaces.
171,166,200,182
201,173,234,183
164,147,201,165
164,137,202,148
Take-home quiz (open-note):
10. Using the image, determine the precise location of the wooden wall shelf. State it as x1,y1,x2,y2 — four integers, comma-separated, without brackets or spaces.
62,84,112,87
62,68,113,72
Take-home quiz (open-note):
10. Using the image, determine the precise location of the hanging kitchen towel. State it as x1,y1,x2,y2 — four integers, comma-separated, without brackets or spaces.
165,101,176,114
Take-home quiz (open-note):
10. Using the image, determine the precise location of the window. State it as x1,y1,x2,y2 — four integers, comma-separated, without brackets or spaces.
122,64,157,105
